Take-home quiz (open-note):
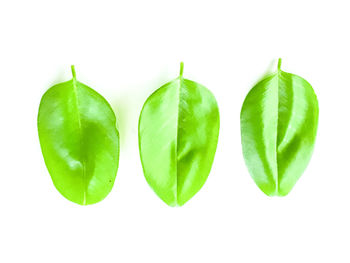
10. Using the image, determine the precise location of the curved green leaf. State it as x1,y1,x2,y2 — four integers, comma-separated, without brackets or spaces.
38,66,119,205
138,63,220,206
240,59,319,196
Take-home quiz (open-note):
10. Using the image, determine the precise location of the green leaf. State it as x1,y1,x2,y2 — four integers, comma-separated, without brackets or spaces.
138,62,220,206
38,66,119,205
240,59,319,196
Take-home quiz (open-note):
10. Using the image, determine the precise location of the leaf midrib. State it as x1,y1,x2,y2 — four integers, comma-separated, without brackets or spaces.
72,79,87,205
275,70,295,195
174,77,182,205
275,71,281,194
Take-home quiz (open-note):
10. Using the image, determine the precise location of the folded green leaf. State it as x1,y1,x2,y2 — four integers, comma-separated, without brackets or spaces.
240,59,319,196
138,63,220,206
38,66,119,205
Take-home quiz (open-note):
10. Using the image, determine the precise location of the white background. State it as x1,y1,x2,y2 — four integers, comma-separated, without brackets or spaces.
1,0,350,262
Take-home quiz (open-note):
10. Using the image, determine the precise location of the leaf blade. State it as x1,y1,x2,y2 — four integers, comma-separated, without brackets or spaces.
138,64,220,206
240,73,279,195
240,59,318,196
38,67,119,205
276,70,319,195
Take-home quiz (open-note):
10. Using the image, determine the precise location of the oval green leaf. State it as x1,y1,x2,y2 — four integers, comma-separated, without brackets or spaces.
240,59,319,196
138,63,220,206
38,66,119,205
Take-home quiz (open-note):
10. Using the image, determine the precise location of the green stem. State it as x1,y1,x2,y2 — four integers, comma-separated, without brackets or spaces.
277,58,282,71
71,65,76,80
179,62,184,77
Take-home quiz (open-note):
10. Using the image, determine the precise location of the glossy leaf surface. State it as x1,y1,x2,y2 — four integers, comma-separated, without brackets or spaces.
240,59,319,196
138,63,220,206
38,66,119,205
